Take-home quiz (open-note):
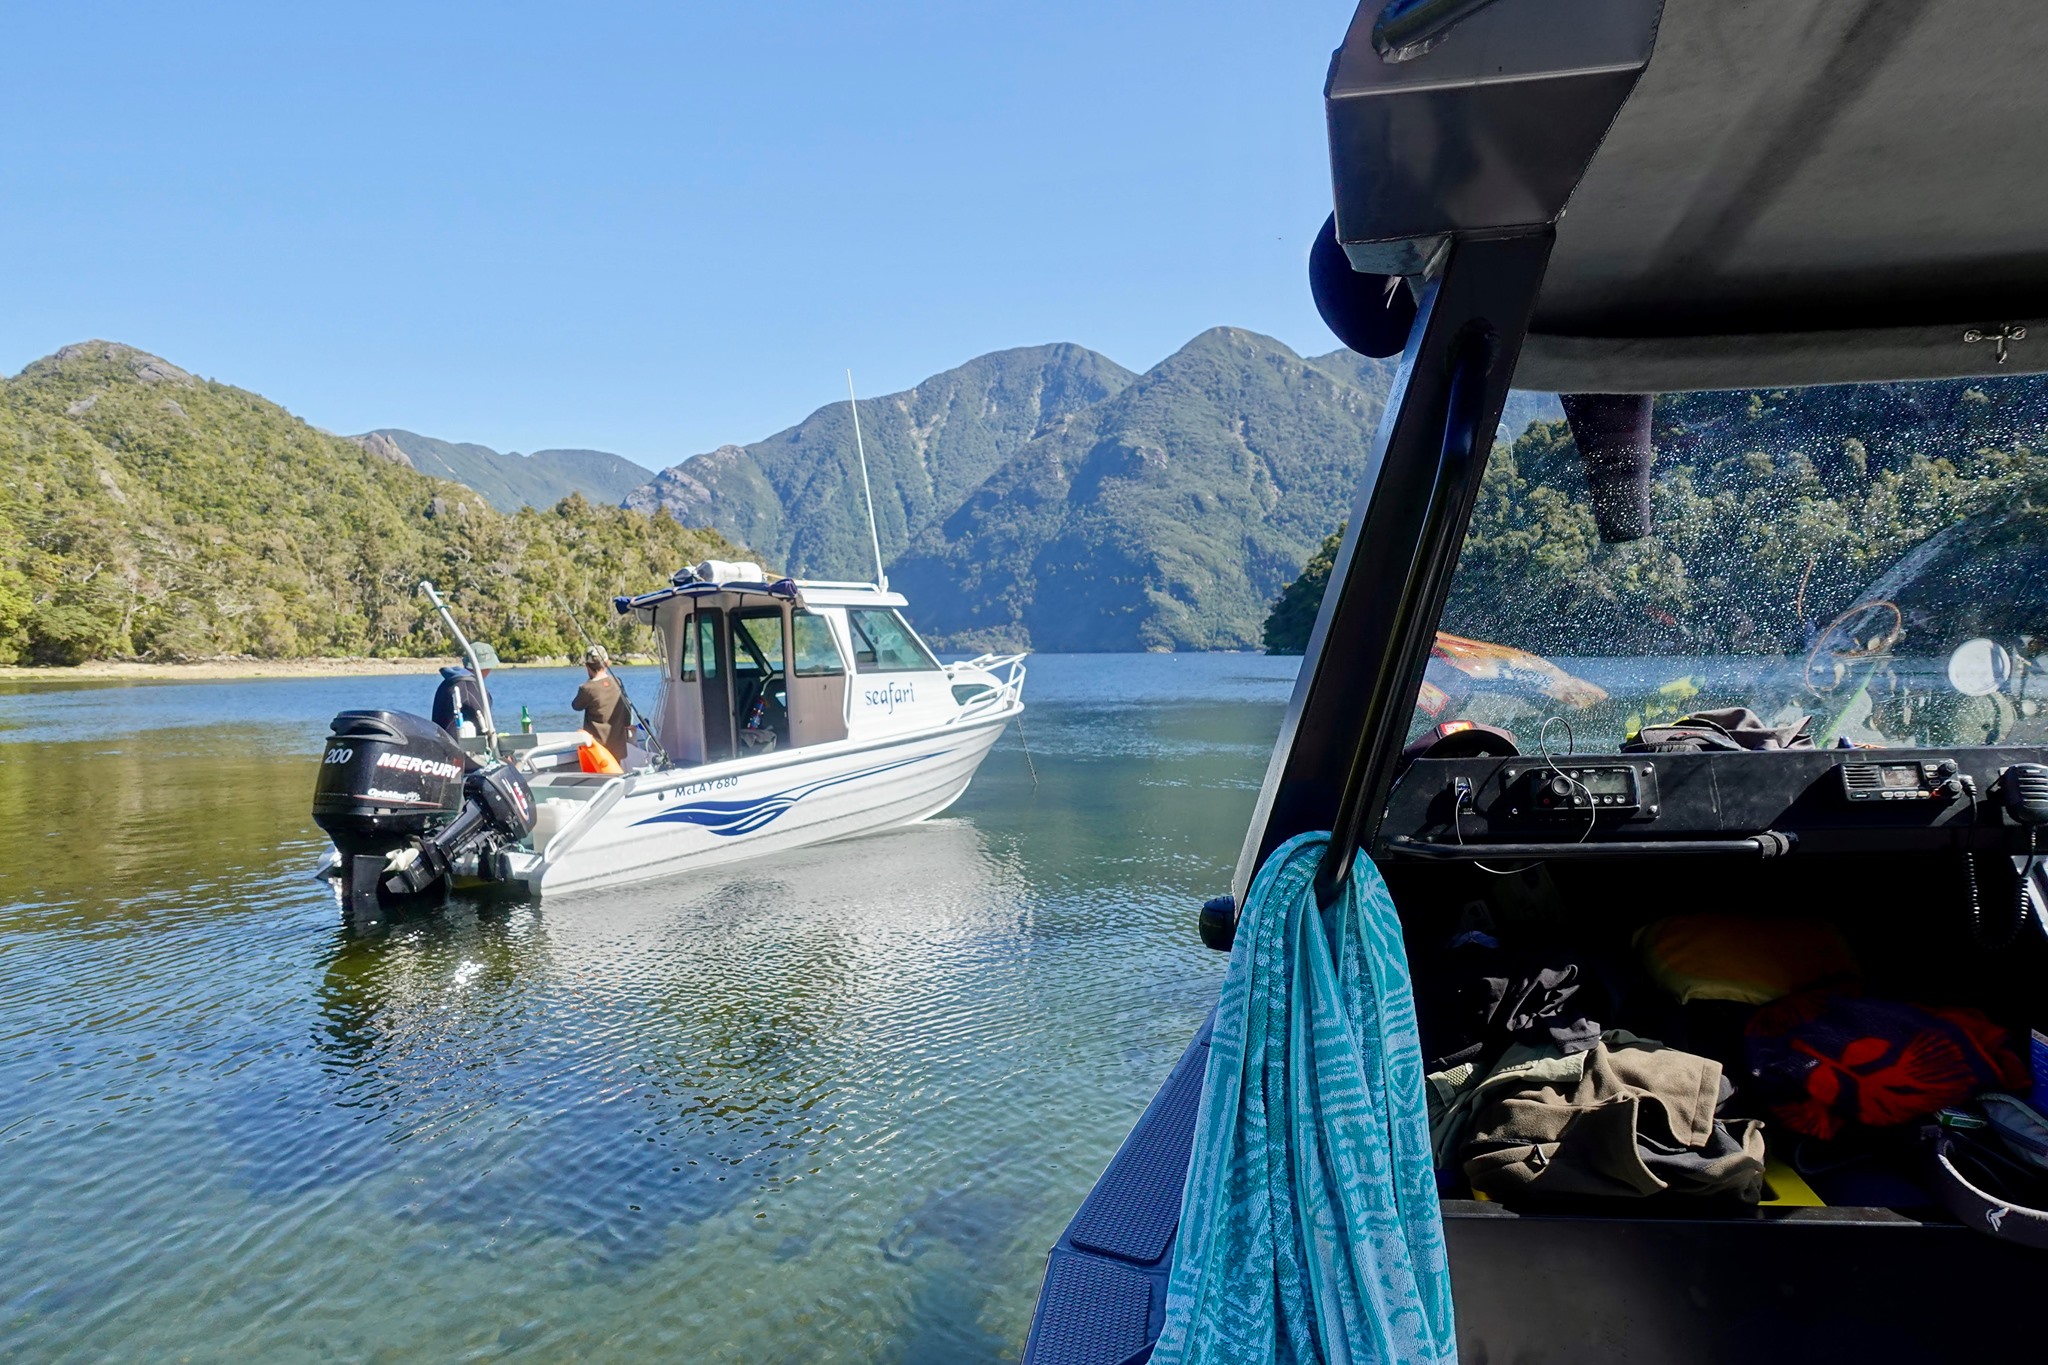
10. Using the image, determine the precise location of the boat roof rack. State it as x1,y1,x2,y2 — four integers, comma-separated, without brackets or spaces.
613,578,800,622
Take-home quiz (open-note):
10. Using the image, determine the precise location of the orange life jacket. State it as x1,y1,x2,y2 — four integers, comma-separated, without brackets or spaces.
577,733,624,774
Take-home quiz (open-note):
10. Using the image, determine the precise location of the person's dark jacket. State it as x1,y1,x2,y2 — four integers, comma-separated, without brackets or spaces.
432,666,489,736
572,671,631,759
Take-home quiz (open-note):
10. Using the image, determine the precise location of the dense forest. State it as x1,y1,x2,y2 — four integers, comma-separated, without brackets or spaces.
625,329,1564,653
0,342,740,665
1265,375,2048,655
627,342,1137,585
887,329,1401,651
15,338,2042,669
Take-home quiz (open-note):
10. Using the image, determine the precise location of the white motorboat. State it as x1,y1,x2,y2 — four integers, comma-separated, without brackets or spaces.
311,561,1025,925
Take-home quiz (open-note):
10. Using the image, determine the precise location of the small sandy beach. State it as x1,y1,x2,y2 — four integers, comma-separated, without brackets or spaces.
0,655,656,684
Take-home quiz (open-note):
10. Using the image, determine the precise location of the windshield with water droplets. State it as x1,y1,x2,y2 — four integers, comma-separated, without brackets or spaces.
1416,374,2048,753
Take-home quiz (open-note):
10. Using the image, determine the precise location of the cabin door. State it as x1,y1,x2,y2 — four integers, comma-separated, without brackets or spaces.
730,607,790,751
787,608,850,746
693,607,735,762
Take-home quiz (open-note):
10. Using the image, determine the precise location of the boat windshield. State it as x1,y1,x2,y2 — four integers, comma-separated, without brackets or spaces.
1416,374,2048,753
847,608,940,673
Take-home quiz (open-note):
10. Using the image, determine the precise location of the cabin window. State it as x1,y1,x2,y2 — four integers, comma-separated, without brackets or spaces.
848,608,940,672
732,608,786,674
691,611,720,681
792,610,846,677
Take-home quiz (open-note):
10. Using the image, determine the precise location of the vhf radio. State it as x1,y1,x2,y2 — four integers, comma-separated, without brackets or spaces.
1964,763,2048,947
2003,762,2048,828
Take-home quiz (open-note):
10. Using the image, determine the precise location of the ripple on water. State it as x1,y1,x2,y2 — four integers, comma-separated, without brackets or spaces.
0,654,1281,1360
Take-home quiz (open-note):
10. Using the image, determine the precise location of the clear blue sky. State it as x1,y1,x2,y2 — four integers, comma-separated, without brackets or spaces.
1,2,1356,469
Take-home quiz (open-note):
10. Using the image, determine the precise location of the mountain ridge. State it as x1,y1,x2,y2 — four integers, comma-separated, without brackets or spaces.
364,428,653,512
615,329,1562,652
888,327,1399,651
625,342,1136,580
0,332,1569,664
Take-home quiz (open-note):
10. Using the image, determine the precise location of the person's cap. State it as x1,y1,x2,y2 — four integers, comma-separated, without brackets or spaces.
469,643,501,671
583,645,611,667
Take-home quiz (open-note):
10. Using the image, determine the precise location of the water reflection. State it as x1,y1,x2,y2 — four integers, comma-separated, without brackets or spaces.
290,820,1008,1266
0,654,1292,1360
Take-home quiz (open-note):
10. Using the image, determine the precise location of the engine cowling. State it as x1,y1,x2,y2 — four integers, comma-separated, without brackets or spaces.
313,709,537,929
312,710,468,855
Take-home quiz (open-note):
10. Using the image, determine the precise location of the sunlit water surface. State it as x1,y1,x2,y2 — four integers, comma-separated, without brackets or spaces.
0,654,1296,1361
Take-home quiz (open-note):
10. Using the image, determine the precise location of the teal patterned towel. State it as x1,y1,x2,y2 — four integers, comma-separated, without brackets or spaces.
1153,832,1457,1364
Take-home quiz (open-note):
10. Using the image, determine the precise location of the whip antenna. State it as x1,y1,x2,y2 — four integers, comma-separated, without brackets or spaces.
847,370,888,591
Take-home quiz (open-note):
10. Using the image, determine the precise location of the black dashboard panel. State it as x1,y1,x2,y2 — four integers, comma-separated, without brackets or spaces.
1377,748,2048,860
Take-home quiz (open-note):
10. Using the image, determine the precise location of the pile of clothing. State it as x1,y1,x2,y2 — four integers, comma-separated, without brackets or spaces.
1419,932,1765,1203
1419,913,2033,1213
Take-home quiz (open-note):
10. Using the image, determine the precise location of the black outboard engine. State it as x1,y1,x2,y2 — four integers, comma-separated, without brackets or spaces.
312,710,536,930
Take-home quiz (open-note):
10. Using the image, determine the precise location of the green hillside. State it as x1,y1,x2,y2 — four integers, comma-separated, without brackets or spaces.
0,342,738,665
890,329,1399,651
1263,375,2048,656
1261,526,1344,655
365,428,652,512
613,332,1566,652
624,343,1136,580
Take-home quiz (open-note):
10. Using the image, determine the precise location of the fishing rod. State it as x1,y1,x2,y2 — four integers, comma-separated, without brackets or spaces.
555,594,669,769
417,579,497,740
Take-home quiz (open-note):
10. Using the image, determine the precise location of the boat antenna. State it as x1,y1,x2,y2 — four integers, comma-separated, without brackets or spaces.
847,369,888,591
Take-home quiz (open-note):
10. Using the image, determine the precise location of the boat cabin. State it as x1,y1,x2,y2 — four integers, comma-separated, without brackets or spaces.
615,563,956,767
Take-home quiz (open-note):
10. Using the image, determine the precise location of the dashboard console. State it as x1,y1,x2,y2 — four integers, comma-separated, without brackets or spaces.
1377,747,2048,862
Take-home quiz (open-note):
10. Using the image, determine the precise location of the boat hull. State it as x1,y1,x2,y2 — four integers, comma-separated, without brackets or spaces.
520,710,1015,897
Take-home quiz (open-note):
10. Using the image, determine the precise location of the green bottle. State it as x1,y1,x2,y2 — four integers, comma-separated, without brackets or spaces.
520,704,534,734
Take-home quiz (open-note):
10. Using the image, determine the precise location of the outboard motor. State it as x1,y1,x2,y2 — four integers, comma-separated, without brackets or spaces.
312,710,536,930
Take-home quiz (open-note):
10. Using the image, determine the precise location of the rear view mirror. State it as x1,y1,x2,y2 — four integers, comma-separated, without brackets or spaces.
1561,392,1655,543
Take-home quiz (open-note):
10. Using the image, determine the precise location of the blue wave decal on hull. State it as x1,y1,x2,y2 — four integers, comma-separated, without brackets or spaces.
631,750,951,837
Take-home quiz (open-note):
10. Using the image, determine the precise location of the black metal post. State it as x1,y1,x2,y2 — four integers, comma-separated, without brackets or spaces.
1233,230,1555,913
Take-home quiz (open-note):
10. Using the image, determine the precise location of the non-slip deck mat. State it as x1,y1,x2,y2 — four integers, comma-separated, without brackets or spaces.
1028,1253,1155,1365
1068,1031,1209,1265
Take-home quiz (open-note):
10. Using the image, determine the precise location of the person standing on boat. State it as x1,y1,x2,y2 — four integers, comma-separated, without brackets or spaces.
431,643,498,738
572,645,631,760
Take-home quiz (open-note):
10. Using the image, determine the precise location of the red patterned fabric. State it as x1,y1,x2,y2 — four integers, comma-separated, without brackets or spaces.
1744,990,2027,1139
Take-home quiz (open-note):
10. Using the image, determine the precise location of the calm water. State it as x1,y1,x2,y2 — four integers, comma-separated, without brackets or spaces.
0,653,1296,1362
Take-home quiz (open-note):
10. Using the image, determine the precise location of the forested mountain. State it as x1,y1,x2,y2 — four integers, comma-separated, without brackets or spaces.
1263,376,2048,657
623,343,1137,579
0,342,736,665
361,429,652,512
888,329,1399,651
616,328,1562,652
0,331,1607,667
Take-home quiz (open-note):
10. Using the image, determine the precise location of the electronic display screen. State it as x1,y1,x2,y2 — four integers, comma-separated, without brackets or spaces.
1880,764,1924,789
1573,768,1633,797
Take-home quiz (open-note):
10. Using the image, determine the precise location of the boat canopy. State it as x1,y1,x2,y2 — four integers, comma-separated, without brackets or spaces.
613,576,798,626
613,577,910,627
1329,0,2048,390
